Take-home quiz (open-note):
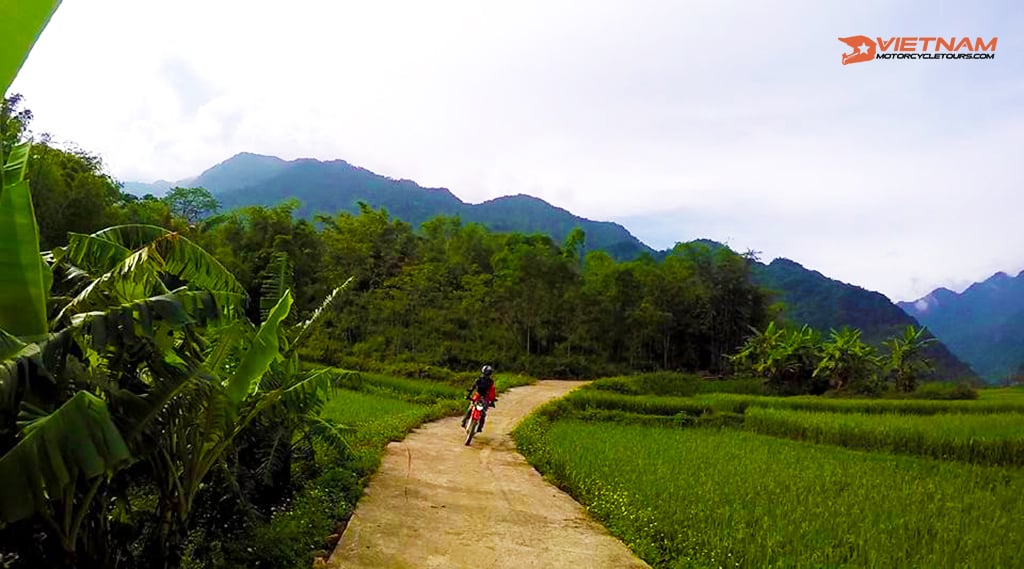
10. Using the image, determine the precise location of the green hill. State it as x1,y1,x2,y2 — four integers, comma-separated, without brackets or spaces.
206,154,654,259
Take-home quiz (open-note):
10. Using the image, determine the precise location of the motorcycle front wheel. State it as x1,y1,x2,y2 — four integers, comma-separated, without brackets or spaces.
465,417,478,445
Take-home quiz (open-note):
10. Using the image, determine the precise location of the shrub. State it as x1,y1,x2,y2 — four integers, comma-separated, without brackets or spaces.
908,382,979,400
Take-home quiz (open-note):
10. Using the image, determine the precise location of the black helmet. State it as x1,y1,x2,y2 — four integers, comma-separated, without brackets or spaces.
481,365,493,376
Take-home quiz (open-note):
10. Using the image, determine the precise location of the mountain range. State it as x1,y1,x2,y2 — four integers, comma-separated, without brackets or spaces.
125,153,653,260
899,271,1024,382
125,152,980,382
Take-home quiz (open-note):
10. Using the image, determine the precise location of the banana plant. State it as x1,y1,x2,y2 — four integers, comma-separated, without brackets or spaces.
731,322,826,395
0,0,62,338
0,223,252,564
139,270,355,565
0,4,290,565
884,325,936,393
232,252,355,507
814,327,882,393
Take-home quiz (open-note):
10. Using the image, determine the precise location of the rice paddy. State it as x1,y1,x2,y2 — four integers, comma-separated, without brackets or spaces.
513,379,1024,568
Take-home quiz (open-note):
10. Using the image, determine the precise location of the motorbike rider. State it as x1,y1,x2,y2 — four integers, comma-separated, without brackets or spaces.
461,365,497,432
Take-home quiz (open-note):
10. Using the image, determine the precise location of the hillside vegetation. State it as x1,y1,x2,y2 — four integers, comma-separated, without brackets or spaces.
130,152,978,381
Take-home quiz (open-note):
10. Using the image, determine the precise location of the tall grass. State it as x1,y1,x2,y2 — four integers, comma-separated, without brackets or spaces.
515,418,1024,568
332,369,534,404
588,372,764,397
744,407,1024,466
321,388,464,462
978,385,1024,403
333,372,464,402
695,392,1024,415
550,390,712,418
550,389,1024,421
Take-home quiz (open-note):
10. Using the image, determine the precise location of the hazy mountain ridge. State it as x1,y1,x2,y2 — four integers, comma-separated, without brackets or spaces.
899,271,1024,381
121,179,178,197
173,153,655,259
192,152,288,194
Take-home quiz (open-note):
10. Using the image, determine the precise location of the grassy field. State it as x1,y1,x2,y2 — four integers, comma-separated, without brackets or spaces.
978,385,1024,402
692,392,1024,415
516,418,1024,569
586,372,765,397
513,377,1024,568
743,406,1024,466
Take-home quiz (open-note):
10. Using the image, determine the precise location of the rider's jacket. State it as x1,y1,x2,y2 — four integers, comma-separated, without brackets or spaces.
468,374,496,403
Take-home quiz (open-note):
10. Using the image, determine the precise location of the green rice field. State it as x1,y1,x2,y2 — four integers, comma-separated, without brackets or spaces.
743,406,1024,466
514,380,1024,568
518,419,1024,568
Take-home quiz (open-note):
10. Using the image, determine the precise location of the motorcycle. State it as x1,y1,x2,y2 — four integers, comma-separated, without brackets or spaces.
463,395,488,446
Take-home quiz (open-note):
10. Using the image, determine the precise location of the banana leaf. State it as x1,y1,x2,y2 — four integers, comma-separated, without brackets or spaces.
290,277,352,349
225,290,292,404
259,251,291,322
0,141,48,341
0,326,36,361
59,232,133,276
0,0,61,96
0,391,130,524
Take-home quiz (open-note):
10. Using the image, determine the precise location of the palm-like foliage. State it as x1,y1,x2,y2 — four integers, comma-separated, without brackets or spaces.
1,9,360,567
0,233,251,564
52,225,247,326
0,392,129,557
0,1,62,96
0,212,327,566
228,269,355,511
884,325,936,393
814,327,881,393
732,323,826,395
0,141,48,340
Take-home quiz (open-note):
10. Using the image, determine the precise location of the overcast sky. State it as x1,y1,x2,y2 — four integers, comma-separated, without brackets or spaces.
11,0,1022,302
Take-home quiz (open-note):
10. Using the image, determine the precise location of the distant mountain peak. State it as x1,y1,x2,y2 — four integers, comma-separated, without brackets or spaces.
191,152,289,194
481,194,551,206
229,151,280,160
985,271,1011,285
899,270,1024,381
769,257,805,269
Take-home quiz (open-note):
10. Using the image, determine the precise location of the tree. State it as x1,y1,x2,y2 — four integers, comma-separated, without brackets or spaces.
563,226,586,268
732,323,826,395
884,325,936,393
164,186,219,224
1,94,33,156
814,327,881,393
26,143,124,248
